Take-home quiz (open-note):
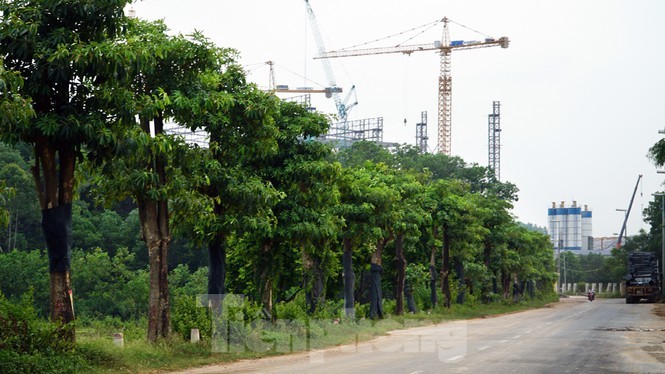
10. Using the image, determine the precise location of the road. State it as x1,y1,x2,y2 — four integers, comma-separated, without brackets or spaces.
172,297,665,374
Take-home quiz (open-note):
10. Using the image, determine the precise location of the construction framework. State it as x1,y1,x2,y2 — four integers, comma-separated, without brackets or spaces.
321,117,384,147
488,101,501,180
416,111,428,153
165,123,209,148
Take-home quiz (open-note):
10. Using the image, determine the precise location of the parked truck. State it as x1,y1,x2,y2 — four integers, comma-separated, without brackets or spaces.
625,252,661,303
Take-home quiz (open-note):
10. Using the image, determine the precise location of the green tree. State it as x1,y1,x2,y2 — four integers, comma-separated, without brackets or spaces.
335,166,377,317
0,159,41,251
0,0,133,338
0,181,12,231
79,17,220,341
390,169,428,315
361,163,401,319
247,101,338,318
168,58,281,309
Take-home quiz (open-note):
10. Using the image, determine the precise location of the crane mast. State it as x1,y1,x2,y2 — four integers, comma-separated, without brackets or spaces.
315,18,509,154
304,0,355,122
439,18,452,155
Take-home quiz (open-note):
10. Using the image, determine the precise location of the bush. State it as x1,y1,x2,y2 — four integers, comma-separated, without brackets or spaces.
275,295,308,322
0,292,92,373
0,291,74,354
171,295,211,341
382,299,396,315
0,250,50,316
355,302,369,319
312,298,344,320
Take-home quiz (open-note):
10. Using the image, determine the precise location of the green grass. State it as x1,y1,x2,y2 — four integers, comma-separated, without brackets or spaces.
72,294,558,373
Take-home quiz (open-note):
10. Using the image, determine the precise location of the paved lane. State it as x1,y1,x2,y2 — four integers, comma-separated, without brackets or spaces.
173,297,665,374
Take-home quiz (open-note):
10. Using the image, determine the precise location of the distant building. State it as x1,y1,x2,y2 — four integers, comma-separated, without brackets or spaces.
547,201,594,253
592,236,618,256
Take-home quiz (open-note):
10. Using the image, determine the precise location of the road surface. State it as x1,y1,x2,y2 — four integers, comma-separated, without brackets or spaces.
172,297,665,373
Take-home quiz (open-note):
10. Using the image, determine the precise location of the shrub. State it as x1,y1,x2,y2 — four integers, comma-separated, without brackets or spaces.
312,298,344,320
0,291,75,354
275,295,308,322
0,292,92,373
171,295,212,341
355,302,369,319
382,299,396,315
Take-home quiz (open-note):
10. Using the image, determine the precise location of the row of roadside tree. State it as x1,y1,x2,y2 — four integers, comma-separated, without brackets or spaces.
0,0,557,343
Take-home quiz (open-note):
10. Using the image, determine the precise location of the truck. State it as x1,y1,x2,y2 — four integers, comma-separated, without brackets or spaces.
624,252,661,303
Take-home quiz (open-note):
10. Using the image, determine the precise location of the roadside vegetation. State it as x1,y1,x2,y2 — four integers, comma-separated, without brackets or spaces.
0,284,558,374
0,1,662,373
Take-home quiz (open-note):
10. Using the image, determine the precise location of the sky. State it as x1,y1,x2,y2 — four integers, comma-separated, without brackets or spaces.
128,0,665,238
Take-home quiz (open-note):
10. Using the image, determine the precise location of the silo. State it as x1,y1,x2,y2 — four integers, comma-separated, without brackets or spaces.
567,204,582,250
556,203,568,249
581,205,592,250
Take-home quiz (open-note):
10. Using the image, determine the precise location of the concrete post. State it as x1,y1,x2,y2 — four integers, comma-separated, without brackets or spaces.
113,333,124,347
191,328,200,343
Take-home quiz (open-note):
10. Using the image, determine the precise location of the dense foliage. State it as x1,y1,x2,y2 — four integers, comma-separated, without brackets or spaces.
0,1,562,362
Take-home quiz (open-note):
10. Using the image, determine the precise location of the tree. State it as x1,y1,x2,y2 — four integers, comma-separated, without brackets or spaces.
0,0,133,340
168,59,281,310
359,163,401,319
390,169,427,315
246,101,338,318
335,166,376,317
0,180,14,232
426,179,483,307
0,144,41,251
85,18,227,341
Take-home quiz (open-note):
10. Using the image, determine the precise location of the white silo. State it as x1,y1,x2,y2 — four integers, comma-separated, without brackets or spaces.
581,205,593,251
567,204,581,250
556,202,567,249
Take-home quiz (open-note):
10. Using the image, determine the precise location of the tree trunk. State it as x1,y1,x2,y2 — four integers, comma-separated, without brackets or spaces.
303,250,325,314
369,239,385,319
441,230,451,308
342,237,355,318
429,239,437,309
455,257,465,305
141,115,171,342
481,242,491,303
258,239,274,321
208,231,226,308
34,139,76,341
140,197,171,342
43,204,75,331
394,233,406,315
501,270,511,299
404,279,417,313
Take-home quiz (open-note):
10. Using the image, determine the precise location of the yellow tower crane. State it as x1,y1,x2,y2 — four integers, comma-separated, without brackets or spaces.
315,17,509,155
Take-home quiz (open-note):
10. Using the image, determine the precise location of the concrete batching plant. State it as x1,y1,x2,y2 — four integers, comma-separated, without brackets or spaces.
547,201,593,253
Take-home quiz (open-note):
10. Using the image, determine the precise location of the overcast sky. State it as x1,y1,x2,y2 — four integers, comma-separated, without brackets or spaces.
129,0,665,238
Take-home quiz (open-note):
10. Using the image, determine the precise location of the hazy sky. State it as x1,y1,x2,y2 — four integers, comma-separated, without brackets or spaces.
129,0,665,237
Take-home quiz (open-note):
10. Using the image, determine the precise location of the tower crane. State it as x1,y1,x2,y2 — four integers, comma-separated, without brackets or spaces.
304,0,357,122
315,17,509,155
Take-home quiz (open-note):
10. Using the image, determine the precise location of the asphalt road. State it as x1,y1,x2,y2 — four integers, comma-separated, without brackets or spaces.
172,297,665,374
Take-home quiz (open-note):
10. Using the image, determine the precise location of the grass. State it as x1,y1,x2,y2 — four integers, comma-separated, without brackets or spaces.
73,294,559,373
